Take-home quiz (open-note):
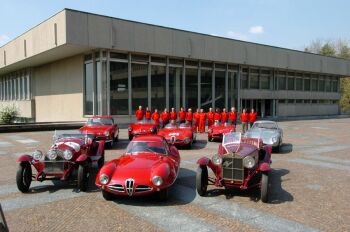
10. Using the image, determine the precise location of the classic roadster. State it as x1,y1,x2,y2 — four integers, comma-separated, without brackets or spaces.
157,121,196,149
79,116,119,148
208,121,236,142
16,133,105,193
196,132,272,203
128,119,158,140
245,120,283,152
96,135,180,201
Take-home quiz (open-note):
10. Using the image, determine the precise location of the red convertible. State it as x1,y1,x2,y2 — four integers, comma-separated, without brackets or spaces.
157,121,196,149
128,119,157,140
196,132,272,203
96,135,180,201
79,116,119,148
16,133,105,193
208,121,236,142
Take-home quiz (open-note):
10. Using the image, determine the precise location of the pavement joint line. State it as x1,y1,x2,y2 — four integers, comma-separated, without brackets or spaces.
289,158,350,171
15,139,40,144
301,144,350,155
305,155,350,164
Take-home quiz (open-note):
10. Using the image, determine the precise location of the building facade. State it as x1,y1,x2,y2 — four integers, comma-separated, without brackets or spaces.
0,9,349,123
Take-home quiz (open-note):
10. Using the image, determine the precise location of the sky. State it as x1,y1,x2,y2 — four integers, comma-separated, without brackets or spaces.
1,0,350,50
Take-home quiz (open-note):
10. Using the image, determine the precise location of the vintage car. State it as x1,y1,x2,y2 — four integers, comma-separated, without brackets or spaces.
196,132,272,203
157,121,196,149
128,119,158,140
245,120,283,152
79,116,119,148
16,133,105,193
96,135,180,201
208,121,236,142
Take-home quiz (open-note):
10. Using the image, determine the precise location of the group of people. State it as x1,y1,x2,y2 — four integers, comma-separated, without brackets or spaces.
135,106,257,133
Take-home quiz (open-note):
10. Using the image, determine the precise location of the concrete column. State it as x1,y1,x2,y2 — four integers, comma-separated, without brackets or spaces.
225,64,228,109
148,56,151,110
212,66,215,109
237,65,241,114
166,57,169,110
198,62,201,109
106,51,110,116
128,53,132,116
182,60,186,109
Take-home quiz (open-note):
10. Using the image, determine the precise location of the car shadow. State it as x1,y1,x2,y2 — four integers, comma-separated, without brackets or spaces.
111,138,129,150
191,139,207,150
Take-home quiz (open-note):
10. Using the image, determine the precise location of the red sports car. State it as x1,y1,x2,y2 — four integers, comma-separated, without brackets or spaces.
157,122,196,149
208,121,236,142
16,133,105,193
128,119,157,140
79,116,119,148
96,135,180,201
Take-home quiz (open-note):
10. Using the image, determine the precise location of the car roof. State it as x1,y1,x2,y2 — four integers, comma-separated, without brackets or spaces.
90,115,113,119
254,120,277,124
132,135,164,142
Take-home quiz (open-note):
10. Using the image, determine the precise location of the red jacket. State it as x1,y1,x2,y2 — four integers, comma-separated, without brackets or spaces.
249,112,257,123
170,111,177,120
214,112,221,121
193,112,200,124
221,112,229,123
151,112,160,125
145,110,151,120
135,109,144,121
179,111,186,121
240,113,249,123
207,112,214,121
229,111,237,121
161,112,170,122
186,112,193,121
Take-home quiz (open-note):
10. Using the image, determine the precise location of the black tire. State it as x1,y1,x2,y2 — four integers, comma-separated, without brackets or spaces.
102,190,114,201
208,136,212,142
16,162,32,193
129,134,133,141
158,188,168,201
196,166,208,196
77,163,89,192
261,172,269,203
98,152,105,169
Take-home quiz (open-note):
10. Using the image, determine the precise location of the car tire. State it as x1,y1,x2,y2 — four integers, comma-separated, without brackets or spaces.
98,152,105,169
77,163,89,192
196,165,208,196
16,162,32,193
208,136,212,142
261,172,269,203
129,135,133,141
158,188,168,201
102,190,114,201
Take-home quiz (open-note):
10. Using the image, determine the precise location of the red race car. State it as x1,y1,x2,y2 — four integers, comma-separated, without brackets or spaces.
79,116,119,148
96,135,180,201
16,133,105,193
128,119,157,140
208,121,236,142
157,121,196,149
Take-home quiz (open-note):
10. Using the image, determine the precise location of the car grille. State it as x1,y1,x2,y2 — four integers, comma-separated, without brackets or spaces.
221,153,244,181
108,184,124,192
125,178,135,196
43,161,65,173
135,185,153,193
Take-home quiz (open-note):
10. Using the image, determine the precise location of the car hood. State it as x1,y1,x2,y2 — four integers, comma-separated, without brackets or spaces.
158,128,191,138
245,129,280,143
130,123,154,131
212,125,235,133
80,125,112,134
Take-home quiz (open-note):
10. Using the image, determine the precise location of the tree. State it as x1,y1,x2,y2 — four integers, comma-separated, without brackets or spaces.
319,43,336,56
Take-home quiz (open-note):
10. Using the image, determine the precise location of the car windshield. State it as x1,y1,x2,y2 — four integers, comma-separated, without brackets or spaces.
165,123,178,129
222,132,242,153
87,118,113,126
179,123,191,128
137,119,153,124
252,122,277,130
126,141,167,155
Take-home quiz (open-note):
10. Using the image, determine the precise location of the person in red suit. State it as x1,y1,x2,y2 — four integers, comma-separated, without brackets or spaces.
135,105,144,121
198,109,207,133
178,107,186,124
161,108,170,128
221,108,229,123
214,108,221,123
249,108,257,128
151,108,160,128
240,108,249,133
186,108,193,125
207,107,214,128
170,108,177,121
145,107,151,120
193,108,200,133
229,107,237,126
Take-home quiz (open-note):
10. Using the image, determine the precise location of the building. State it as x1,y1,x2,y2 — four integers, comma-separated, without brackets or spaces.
0,9,349,123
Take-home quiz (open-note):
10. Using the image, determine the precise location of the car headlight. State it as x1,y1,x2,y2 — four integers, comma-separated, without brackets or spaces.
47,149,57,160
152,176,163,186
99,174,109,185
150,127,154,132
128,127,133,132
211,154,222,165
104,131,110,136
63,150,73,160
32,150,43,160
272,137,278,143
184,137,190,144
243,156,255,168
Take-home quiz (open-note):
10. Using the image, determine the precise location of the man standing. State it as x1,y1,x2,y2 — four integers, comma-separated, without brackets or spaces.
145,107,151,120
178,107,186,123
193,108,200,133
229,107,237,126
240,109,249,134
186,108,193,125
170,108,177,121
249,108,257,128
207,108,214,128
151,109,160,128
214,108,221,123
199,109,207,133
221,108,229,123
161,108,170,128
135,105,144,121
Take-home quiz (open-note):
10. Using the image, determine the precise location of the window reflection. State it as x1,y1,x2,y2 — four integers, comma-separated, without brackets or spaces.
84,62,94,115
200,69,212,111
132,63,148,111
215,70,225,109
151,65,166,110
169,67,183,109
185,68,198,109
110,62,128,115
228,72,237,108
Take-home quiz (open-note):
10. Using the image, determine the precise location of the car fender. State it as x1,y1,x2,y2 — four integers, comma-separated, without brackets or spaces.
259,162,271,172
16,154,33,163
76,154,89,163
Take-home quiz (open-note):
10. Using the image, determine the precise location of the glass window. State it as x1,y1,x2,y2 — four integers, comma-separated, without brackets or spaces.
278,74,286,90
325,78,331,92
304,79,310,91
250,70,259,89
287,77,295,90
311,79,318,91
151,66,166,110
200,69,212,111
110,52,128,60
110,62,129,115
131,63,148,111
260,75,270,90
278,99,286,103
241,71,248,89
185,68,198,109
169,67,183,109
296,99,303,103
319,78,325,91
288,99,295,104
96,61,107,115
228,72,237,108
84,62,94,115
215,70,225,109
17,78,22,100
311,100,318,104
332,80,338,92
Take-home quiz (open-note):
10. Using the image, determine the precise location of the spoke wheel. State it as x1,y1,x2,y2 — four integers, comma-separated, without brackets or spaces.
77,163,89,192
196,166,208,196
261,172,269,203
16,162,32,193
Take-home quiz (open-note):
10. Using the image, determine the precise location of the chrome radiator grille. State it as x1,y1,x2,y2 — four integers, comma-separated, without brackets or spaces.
125,178,135,196
222,153,244,181
108,184,124,192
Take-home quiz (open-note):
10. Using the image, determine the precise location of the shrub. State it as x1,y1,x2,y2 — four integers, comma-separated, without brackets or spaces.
0,105,18,124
